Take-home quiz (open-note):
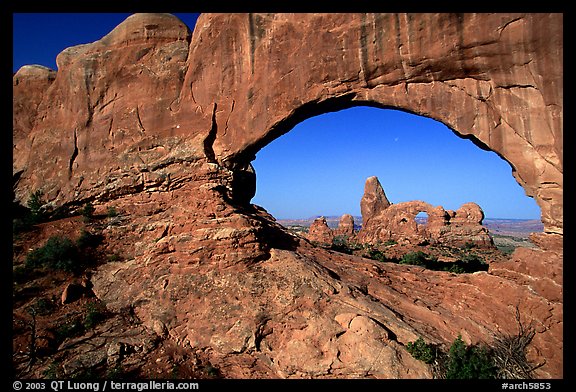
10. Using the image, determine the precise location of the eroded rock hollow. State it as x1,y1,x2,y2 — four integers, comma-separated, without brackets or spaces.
13,13,562,378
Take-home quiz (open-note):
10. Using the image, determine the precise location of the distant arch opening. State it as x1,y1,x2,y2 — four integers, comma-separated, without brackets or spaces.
416,212,429,226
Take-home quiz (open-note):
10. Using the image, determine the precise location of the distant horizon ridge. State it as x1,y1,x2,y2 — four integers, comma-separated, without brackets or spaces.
276,216,542,221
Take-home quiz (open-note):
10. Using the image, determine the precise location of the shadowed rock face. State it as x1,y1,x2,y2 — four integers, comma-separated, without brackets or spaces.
13,13,563,378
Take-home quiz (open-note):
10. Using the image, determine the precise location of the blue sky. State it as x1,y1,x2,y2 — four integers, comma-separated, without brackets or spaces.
12,13,200,72
252,107,541,219
13,13,542,220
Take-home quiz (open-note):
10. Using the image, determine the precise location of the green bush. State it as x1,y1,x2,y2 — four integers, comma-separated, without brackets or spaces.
24,231,101,274
400,251,431,266
27,297,56,316
366,247,389,262
445,335,496,379
54,318,85,342
407,335,497,379
331,236,354,254
83,301,107,329
76,229,103,248
106,364,127,379
25,236,81,273
451,254,489,273
106,206,119,218
81,202,95,221
396,251,487,274
406,337,438,364
28,190,45,222
43,361,63,379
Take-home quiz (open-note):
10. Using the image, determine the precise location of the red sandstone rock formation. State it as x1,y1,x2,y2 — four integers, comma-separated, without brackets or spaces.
334,214,355,239
13,13,563,378
357,178,494,248
360,176,391,227
13,65,57,178
13,13,562,238
307,216,334,245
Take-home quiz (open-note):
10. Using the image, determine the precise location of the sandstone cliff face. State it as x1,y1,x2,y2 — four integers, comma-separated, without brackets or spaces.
183,13,563,236
13,13,201,211
14,13,562,236
13,13,563,378
13,65,57,178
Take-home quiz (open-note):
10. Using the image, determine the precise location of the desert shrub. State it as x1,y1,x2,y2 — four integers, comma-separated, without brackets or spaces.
76,229,103,248
83,301,108,329
27,297,56,316
331,236,353,254
491,308,538,379
407,335,496,379
71,367,98,380
81,202,95,222
445,335,496,379
331,236,361,255
384,239,397,246
55,319,84,342
106,206,119,217
28,190,45,223
397,251,487,274
24,229,103,274
365,247,389,262
107,253,123,262
106,364,127,379
408,308,537,379
25,236,81,273
448,263,467,274
406,337,439,364
43,361,63,379
452,254,489,273
204,363,221,378
400,251,431,266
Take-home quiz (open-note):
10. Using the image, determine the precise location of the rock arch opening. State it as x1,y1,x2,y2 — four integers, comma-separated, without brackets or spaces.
250,105,541,231
416,211,429,226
